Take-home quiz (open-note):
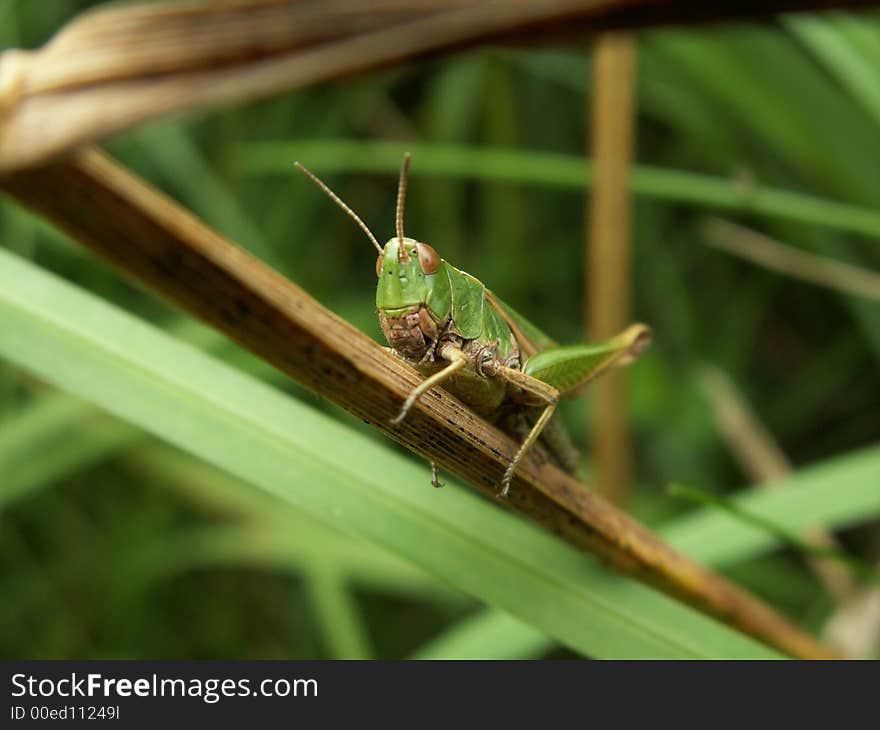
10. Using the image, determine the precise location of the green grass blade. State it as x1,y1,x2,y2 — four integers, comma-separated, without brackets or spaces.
130,448,466,603
786,15,880,128
0,390,465,605
421,445,880,658
411,609,554,660
661,446,880,567
136,523,463,606
419,440,880,658
0,392,136,507
0,246,780,659
669,483,880,587
305,569,374,660
232,139,880,242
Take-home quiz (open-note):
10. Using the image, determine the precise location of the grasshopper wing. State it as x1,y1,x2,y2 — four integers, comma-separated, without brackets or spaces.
485,290,558,358
522,324,651,398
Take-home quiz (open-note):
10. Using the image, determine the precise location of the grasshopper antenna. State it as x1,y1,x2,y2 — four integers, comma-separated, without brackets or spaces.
294,161,383,255
396,153,412,262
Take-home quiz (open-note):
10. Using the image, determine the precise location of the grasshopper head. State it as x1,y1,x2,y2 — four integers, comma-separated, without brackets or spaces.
294,154,448,360
376,237,446,360
375,237,441,312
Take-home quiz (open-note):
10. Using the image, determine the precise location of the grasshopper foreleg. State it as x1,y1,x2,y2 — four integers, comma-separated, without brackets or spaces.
430,462,444,488
390,343,467,426
390,342,467,490
495,365,560,497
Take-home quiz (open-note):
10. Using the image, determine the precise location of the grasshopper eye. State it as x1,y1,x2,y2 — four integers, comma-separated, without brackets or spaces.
416,243,440,274
375,253,384,277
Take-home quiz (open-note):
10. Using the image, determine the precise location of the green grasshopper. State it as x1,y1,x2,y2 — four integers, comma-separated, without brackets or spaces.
295,154,650,496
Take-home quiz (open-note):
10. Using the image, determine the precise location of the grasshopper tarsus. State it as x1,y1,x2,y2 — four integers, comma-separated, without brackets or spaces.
430,462,444,489
498,464,515,498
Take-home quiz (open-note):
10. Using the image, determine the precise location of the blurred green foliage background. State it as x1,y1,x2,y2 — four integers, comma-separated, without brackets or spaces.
1,0,878,659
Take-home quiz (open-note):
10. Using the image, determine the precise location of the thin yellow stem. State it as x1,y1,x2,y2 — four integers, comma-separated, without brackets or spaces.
587,32,637,505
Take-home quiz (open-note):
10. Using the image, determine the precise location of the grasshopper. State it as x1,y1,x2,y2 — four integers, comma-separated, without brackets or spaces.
295,154,650,496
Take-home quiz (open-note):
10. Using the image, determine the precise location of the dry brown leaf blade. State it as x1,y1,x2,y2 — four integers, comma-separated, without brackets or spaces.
2,0,876,171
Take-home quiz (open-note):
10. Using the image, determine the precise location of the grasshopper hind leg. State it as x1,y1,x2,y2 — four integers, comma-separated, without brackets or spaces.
493,327,649,494
495,365,560,497
499,400,557,497
539,413,580,475
502,409,580,475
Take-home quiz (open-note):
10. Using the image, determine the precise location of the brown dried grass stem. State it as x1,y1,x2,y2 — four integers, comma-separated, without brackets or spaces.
0,147,837,659
1,0,876,171
704,218,880,301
